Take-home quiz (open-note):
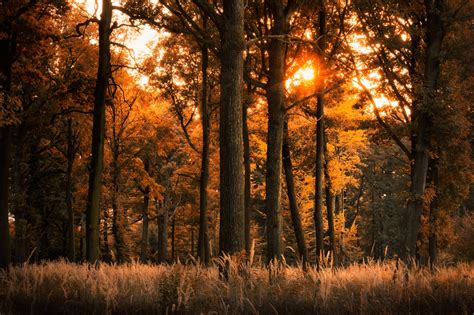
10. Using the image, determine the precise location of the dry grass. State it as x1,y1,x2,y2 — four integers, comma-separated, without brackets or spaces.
0,259,473,314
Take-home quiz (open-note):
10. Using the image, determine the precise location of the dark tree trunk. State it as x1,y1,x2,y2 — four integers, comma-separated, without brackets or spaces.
218,0,245,255
140,156,150,262
282,119,309,265
66,119,75,261
265,0,292,263
13,125,26,264
314,1,327,265
0,126,12,269
428,160,439,266
86,0,112,263
190,227,195,257
111,122,128,263
243,94,251,254
171,214,176,262
325,189,336,251
157,204,168,263
0,9,15,270
314,94,325,262
102,207,111,262
404,0,444,260
323,132,335,255
197,34,211,265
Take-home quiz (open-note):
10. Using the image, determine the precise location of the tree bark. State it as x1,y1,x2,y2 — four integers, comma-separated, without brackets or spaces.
428,160,439,266
314,94,325,263
218,0,245,255
171,214,176,262
314,0,327,265
0,126,12,269
157,205,168,263
140,156,150,262
265,0,291,263
111,122,127,262
324,157,335,255
86,0,112,263
404,0,444,260
243,93,251,254
323,131,335,255
12,125,26,264
197,33,211,265
66,119,76,261
102,207,111,262
282,119,309,265
0,5,15,270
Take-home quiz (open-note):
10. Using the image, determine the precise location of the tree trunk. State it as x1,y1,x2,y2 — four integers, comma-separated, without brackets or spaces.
282,119,309,265
323,130,335,256
140,156,150,262
66,119,75,262
428,160,439,266
171,214,176,262
218,0,245,255
326,191,336,250
0,126,12,269
157,203,168,263
12,125,27,264
314,0,327,265
102,207,111,262
190,227,195,257
265,1,290,263
404,0,444,260
0,9,15,270
197,35,211,265
243,93,251,254
86,0,112,263
111,141,126,262
314,94,325,263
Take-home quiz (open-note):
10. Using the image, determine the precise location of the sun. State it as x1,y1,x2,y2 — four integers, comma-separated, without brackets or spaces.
286,61,317,90
299,67,316,81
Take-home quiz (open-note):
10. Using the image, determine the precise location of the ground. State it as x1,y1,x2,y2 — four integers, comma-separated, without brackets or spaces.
1,259,473,314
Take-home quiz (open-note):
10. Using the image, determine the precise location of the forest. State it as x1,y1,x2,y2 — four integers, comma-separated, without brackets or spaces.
0,0,473,313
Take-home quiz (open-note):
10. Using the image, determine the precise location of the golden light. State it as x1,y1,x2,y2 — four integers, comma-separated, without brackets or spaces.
286,61,317,90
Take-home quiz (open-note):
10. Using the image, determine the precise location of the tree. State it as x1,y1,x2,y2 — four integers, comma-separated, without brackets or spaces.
0,0,15,268
196,15,211,265
217,0,245,255
192,0,246,255
404,0,446,260
282,119,309,264
264,0,299,263
314,0,327,264
85,0,112,263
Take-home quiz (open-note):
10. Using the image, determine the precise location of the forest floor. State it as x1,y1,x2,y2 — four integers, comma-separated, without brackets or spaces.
0,259,473,314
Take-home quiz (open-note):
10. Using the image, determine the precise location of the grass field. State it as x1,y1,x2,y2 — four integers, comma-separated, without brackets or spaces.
1,259,473,314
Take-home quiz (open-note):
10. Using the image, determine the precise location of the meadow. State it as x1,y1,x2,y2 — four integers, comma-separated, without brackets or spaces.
1,259,473,314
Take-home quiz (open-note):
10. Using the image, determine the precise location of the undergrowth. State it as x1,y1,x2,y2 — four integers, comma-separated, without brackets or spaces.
0,258,472,314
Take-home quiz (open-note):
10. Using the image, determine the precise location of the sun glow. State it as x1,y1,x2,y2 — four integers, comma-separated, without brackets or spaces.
286,61,317,90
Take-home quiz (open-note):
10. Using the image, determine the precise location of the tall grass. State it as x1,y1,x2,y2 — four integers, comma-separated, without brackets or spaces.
0,259,472,314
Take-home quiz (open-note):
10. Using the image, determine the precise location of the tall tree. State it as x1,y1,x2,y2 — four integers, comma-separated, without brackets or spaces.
314,0,327,263
282,119,309,264
404,0,446,259
264,0,298,263
140,154,151,262
197,14,211,265
86,0,112,263
0,1,15,268
192,0,247,255
218,0,245,255
65,119,79,261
